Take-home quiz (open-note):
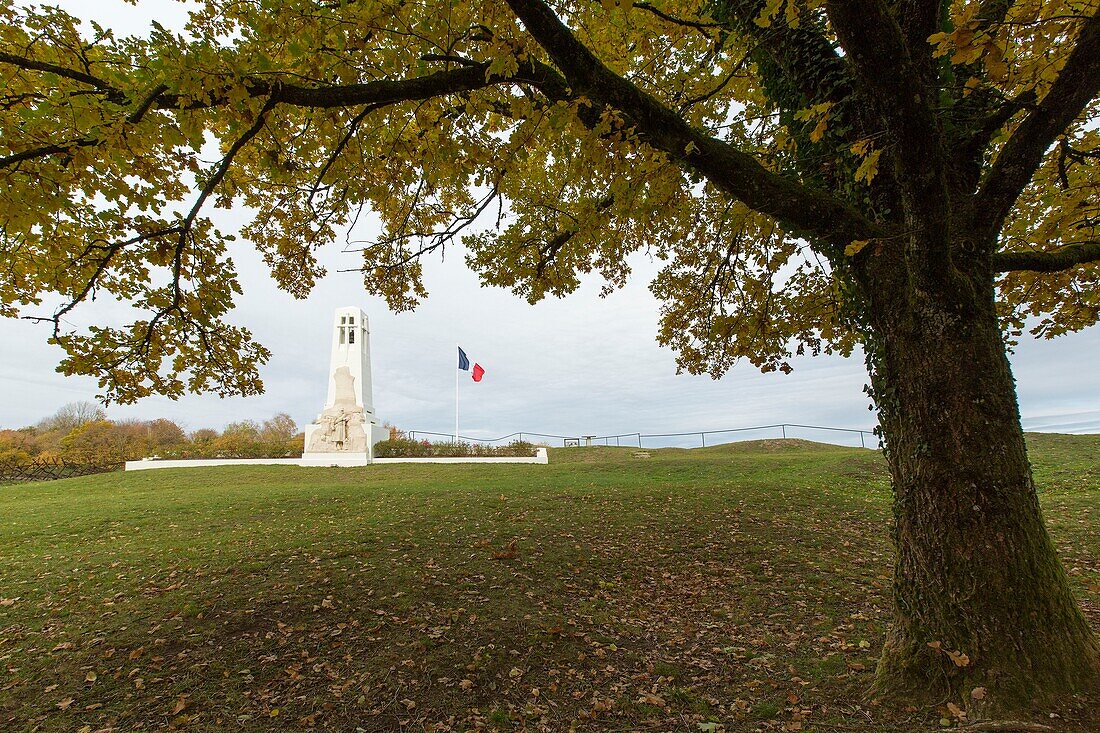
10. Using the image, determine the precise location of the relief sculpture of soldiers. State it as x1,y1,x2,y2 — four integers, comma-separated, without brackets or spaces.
307,367,368,453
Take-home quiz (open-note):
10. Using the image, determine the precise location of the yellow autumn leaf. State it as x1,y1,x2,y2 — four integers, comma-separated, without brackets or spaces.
854,149,883,184
810,116,829,143
845,240,871,257
754,0,783,27
850,138,872,156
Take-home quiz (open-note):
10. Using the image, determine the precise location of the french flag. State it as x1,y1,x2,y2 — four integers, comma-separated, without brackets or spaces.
458,347,485,382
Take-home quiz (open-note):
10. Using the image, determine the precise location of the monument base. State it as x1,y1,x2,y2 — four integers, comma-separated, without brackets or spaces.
302,421,390,462
298,452,372,467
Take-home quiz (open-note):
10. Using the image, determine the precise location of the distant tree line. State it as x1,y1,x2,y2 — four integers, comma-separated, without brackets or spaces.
0,402,305,463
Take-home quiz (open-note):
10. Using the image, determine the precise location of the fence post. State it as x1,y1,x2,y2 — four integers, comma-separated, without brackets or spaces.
701,432,706,447
860,432,866,449
781,424,787,439
638,434,643,448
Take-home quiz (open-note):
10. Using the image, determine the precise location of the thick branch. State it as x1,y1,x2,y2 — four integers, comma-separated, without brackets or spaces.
975,9,1100,238
964,90,1038,157
0,50,127,103
0,60,545,174
503,0,887,250
824,0,942,150
993,241,1100,273
0,138,98,169
825,0,950,269
0,52,519,113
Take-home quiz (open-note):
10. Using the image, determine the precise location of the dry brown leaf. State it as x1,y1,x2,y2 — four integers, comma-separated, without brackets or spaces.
947,649,971,667
947,701,966,720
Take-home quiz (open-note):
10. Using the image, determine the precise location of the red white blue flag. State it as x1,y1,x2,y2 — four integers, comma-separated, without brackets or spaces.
458,347,485,382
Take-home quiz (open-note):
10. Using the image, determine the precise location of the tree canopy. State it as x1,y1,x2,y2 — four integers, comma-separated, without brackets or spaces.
1,0,1097,402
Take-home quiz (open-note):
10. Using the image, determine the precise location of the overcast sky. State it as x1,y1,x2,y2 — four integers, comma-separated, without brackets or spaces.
2,0,1098,446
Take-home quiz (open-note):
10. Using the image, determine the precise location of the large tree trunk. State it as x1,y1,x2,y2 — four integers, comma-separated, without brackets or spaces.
860,243,1100,708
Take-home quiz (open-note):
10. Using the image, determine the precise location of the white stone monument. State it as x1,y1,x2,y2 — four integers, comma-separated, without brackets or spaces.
301,307,391,465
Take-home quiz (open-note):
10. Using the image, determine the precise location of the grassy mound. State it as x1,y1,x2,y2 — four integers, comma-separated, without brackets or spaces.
0,437,1096,731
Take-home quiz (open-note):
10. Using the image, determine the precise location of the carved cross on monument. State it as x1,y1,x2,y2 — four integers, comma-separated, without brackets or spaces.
302,307,391,464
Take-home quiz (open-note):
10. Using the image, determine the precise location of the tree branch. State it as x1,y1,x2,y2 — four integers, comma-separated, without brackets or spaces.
0,138,98,170
127,83,169,123
824,0,950,263
0,60,548,174
975,9,1100,238
635,2,723,32
993,240,1100,273
503,0,887,251
182,99,277,232
0,50,127,103
0,52,522,113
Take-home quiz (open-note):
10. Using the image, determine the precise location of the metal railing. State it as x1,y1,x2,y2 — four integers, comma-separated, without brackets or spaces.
406,423,878,449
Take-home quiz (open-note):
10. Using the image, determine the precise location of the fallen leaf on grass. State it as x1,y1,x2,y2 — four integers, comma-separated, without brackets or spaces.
946,649,970,667
57,697,74,710
492,540,518,560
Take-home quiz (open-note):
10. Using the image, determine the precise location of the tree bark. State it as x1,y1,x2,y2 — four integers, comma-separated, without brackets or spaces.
859,243,1100,705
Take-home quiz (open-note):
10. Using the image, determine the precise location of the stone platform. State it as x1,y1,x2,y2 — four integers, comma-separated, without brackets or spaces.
124,448,548,471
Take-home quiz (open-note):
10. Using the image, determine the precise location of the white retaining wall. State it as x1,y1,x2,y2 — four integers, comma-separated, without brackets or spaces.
125,448,548,471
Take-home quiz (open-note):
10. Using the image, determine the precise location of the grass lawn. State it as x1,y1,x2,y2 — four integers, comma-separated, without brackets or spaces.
1,436,1097,732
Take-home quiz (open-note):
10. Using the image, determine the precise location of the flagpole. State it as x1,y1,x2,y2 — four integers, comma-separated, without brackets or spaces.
455,343,460,444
